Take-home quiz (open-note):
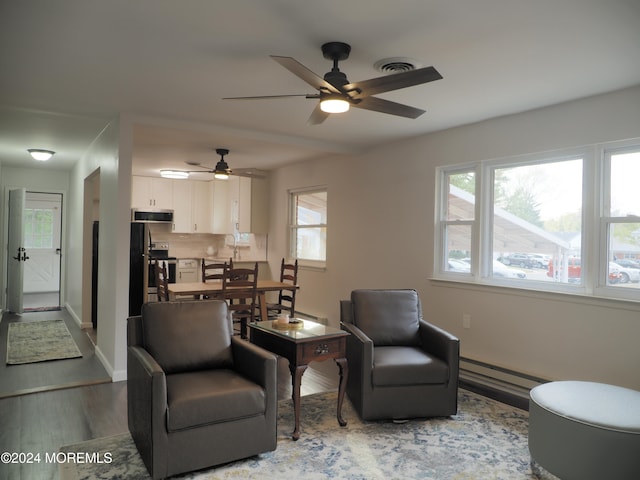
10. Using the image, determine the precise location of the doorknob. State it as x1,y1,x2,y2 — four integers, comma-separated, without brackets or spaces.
13,247,26,261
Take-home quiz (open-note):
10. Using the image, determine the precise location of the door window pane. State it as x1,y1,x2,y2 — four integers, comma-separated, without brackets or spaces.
24,208,54,249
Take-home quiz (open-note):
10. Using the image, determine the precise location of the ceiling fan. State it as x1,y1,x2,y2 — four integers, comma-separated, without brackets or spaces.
223,41,443,125
161,148,267,180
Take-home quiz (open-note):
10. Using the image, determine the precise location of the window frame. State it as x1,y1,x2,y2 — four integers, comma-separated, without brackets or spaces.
288,186,328,269
434,139,640,303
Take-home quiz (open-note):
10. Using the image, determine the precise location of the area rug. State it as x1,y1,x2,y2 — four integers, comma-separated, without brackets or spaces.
23,306,62,312
59,390,558,479
6,319,82,365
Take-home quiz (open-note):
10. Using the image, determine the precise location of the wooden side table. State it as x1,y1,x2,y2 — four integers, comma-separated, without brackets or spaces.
248,319,349,440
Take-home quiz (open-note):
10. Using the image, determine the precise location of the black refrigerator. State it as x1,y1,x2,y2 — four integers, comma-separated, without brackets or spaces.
92,221,99,329
129,222,150,316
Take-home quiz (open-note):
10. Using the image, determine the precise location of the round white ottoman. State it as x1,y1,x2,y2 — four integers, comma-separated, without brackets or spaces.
528,381,640,480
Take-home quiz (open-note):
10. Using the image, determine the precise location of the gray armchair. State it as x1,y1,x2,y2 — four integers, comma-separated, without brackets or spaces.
340,289,459,421
127,300,277,479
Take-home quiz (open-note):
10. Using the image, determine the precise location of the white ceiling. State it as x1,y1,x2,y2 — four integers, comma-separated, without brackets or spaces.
1,0,639,177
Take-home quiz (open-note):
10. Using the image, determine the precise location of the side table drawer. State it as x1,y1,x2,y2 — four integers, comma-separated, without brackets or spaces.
301,338,345,363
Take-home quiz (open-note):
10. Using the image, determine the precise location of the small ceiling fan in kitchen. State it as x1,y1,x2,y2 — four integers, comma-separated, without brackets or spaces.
160,148,266,180
223,41,443,125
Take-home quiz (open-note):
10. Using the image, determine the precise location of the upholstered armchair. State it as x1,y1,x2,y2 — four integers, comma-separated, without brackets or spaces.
340,289,459,421
127,300,277,479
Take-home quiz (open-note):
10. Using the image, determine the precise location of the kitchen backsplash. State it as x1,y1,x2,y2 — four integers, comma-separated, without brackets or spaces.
148,225,267,261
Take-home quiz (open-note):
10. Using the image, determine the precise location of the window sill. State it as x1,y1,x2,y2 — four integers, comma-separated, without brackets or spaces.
429,276,640,311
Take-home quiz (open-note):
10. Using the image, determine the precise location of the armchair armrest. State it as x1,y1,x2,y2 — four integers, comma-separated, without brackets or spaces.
341,321,374,366
127,345,169,475
418,319,460,377
231,337,277,392
341,321,374,398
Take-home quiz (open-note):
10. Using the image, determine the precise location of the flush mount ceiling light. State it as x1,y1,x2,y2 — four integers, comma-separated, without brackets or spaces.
213,148,232,180
160,169,189,179
320,95,350,113
27,149,55,161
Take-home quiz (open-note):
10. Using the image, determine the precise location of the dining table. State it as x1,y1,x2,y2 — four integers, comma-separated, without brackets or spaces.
167,280,299,322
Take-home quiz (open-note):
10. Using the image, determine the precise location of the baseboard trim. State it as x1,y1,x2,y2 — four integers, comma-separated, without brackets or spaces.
459,357,549,411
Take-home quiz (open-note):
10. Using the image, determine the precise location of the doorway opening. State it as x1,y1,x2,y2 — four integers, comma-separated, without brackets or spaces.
22,192,63,312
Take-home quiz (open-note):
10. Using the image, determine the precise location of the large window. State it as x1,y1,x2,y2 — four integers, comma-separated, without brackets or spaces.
435,140,640,302
289,187,327,267
604,148,640,289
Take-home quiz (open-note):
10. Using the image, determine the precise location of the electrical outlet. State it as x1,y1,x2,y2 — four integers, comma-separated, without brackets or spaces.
462,313,471,329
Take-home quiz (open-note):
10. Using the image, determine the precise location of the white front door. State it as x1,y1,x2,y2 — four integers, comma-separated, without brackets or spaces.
23,193,62,296
7,188,26,313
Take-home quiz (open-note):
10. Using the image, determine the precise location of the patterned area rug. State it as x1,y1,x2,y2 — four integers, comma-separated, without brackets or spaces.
59,390,559,479
6,319,82,365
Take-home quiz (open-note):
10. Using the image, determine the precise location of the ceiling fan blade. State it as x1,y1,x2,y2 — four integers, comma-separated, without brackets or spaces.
352,96,426,119
232,168,268,179
307,103,330,125
344,66,442,97
223,94,315,100
270,55,341,94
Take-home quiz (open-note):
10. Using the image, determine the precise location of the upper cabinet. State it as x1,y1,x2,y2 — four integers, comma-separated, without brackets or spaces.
242,176,269,234
132,175,268,234
131,176,173,209
225,176,269,234
172,180,214,233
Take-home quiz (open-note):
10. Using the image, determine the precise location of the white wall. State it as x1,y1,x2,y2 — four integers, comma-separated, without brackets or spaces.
268,85,640,390
66,116,132,380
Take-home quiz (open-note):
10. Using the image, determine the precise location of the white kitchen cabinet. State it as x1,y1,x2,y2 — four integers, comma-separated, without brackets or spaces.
241,176,269,234
210,179,232,234
215,176,268,234
192,181,213,233
171,180,214,233
177,258,200,282
171,180,193,233
132,176,173,209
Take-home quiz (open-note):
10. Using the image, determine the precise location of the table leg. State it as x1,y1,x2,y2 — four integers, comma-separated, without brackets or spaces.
258,292,268,321
335,357,348,427
289,363,307,441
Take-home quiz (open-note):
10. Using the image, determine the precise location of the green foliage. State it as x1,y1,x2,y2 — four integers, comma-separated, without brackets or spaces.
449,172,475,195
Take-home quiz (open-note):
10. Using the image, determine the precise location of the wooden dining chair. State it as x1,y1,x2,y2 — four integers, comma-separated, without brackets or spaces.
266,259,298,319
202,258,233,283
155,261,170,302
200,258,233,299
222,262,258,338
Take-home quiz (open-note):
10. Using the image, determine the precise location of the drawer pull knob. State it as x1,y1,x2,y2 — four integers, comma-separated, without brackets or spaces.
315,344,329,355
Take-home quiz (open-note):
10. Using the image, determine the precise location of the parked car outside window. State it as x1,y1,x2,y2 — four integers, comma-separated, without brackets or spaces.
493,260,527,279
497,253,533,268
610,262,640,284
614,259,640,270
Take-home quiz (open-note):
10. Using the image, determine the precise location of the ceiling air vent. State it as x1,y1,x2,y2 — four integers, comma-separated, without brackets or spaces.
374,57,421,73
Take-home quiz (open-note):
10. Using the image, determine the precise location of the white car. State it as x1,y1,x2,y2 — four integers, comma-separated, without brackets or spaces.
448,259,471,273
611,262,640,283
493,260,526,279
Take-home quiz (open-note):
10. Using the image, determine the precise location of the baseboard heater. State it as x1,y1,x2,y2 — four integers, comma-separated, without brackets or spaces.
295,310,328,325
459,357,548,408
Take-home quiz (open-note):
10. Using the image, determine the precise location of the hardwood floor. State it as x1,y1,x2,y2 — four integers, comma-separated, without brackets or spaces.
0,313,339,480
0,309,111,399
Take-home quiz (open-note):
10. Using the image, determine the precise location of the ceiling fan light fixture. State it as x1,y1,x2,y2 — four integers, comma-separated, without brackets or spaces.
320,96,349,113
27,149,55,161
213,160,231,180
160,169,189,179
